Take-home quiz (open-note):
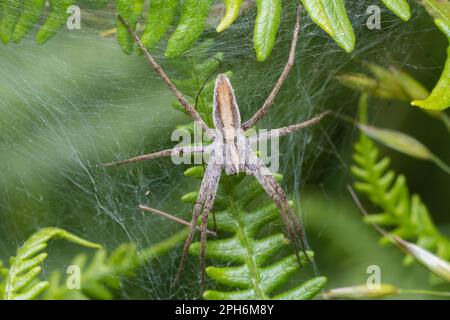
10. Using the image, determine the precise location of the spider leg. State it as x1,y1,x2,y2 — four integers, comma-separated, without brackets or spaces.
245,156,311,265
172,159,222,289
249,111,330,144
199,164,221,293
103,146,205,167
241,6,302,131
118,16,213,137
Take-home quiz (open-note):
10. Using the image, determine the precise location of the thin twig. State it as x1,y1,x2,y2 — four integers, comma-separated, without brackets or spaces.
139,205,217,236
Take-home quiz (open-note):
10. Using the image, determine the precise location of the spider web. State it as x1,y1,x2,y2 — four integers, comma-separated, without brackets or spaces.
0,1,447,299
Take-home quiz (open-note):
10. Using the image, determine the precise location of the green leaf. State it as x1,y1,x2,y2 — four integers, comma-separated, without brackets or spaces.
338,63,430,101
420,0,450,23
44,230,186,300
141,0,178,50
273,276,328,300
337,62,450,132
217,0,243,32
36,0,75,45
165,0,213,59
115,0,144,54
0,227,101,300
322,283,399,299
182,166,322,300
381,0,411,21
12,0,46,43
357,124,433,161
253,0,282,61
0,0,24,44
359,122,450,173
169,56,326,296
300,0,355,53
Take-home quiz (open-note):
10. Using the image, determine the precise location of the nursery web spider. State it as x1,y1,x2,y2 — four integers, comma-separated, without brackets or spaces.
110,6,328,289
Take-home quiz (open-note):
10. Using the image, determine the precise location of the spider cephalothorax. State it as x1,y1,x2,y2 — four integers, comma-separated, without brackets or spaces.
110,7,328,289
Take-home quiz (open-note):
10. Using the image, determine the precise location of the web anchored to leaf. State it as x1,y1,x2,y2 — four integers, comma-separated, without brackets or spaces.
180,165,327,300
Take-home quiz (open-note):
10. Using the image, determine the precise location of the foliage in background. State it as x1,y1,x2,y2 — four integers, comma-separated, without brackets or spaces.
0,0,450,300
0,227,186,300
339,62,450,172
169,40,227,127
351,94,450,277
356,123,450,174
337,62,450,128
412,0,450,110
0,228,101,300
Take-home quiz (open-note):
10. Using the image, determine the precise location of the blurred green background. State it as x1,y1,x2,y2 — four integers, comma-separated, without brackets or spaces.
0,1,449,299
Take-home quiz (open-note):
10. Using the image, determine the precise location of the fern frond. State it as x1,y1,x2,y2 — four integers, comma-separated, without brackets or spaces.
351,100,450,266
0,0,109,44
182,166,327,300
0,227,101,300
44,230,186,300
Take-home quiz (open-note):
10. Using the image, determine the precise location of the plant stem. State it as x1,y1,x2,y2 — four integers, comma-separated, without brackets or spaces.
399,289,450,297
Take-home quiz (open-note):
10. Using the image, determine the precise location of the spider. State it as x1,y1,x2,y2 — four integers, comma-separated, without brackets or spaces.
111,6,329,289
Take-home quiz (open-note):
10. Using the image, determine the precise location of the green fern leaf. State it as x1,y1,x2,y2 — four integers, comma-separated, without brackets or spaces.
300,0,355,53
165,0,213,59
253,0,282,62
36,0,75,45
44,230,186,300
351,95,450,267
0,227,101,300
77,0,109,9
141,0,179,50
